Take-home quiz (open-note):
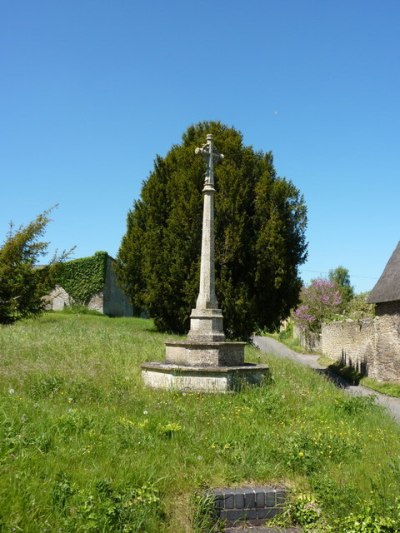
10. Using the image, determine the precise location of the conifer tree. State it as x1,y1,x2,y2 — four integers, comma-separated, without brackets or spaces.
117,122,308,339
0,209,69,324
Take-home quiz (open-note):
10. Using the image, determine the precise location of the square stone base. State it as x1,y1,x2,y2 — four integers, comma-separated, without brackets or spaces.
141,362,269,393
165,340,246,366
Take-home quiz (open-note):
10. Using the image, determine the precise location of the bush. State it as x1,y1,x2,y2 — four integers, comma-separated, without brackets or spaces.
0,209,69,324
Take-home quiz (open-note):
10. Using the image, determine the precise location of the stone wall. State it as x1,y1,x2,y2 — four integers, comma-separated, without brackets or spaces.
44,256,133,317
44,285,73,311
293,324,320,352
321,319,375,375
87,292,104,313
103,256,133,317
321,316,400,383
373,313,400,382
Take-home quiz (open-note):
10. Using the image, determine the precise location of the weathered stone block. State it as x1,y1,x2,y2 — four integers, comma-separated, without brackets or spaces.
165,340,245,367
233,490,244,509
255,490,265,508
243,489,256,508
141,362,269,393
187,308,225,343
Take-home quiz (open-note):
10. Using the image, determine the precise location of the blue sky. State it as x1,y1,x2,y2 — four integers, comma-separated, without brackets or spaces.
1,0,399,293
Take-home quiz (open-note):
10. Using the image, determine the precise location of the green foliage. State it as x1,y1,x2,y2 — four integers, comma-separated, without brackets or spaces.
61,304,103,316
292,278,342,341
346,291,375,320
55,251,108,304
193,493,224,532
281,493,322,528
0,208,68,324
331,503,400,532
275,493,400,532
329,266,354,309
51,476,162,531
361,377,400,398
270,320,315,353
117,121,307,339
334,395,376,414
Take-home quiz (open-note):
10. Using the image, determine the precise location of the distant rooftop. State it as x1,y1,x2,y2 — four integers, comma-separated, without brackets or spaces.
368,242,400,303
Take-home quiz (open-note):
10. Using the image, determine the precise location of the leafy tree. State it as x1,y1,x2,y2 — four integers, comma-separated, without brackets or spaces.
293,278,342,335
0,209,69,324
117,121,308,339
328,266,354,309
346,291,375,320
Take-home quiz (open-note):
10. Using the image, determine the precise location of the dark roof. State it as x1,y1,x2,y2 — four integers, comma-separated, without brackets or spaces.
368,241,400,303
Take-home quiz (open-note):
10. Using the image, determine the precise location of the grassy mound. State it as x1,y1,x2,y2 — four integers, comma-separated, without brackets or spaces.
1,313,400,531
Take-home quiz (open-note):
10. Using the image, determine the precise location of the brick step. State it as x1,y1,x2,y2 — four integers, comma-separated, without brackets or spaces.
207,486,294,528
225,526,302,533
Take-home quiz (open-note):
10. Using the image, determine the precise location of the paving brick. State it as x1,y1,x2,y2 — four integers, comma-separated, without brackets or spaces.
243,508,258,520
264,507,281,519
265,490,276,507
214,495,224,510
244,489,256,508
255,490,266,508
224,493,235,509
233,490,245,509
225,509,246,522
276,490,287,506
207,485,289,528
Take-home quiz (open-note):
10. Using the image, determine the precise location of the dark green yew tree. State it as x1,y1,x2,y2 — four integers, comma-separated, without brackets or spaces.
117,122,308,339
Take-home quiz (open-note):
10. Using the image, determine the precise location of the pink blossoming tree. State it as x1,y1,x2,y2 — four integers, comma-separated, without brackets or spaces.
293,278,342,339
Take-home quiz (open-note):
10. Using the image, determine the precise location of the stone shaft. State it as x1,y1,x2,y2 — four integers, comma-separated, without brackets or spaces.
196,183,218,309
188,134,225,343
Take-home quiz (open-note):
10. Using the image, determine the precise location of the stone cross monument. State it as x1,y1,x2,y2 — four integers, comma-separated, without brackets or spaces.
141,134,269,392
188,134,225,343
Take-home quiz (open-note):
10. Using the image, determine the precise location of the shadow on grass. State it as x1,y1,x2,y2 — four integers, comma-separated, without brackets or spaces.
314,362,363,390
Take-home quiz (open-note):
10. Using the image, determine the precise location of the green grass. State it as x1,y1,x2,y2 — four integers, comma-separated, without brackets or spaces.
265,331,319,355
317,355,400,398
277,332,400,399
1,313,400,531
360,377,400,398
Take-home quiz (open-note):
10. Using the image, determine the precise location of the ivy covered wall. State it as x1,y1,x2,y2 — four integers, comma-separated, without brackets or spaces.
55,251,108,304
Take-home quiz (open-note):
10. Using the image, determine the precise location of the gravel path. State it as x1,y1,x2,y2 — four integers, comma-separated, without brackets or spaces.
252,335,400,424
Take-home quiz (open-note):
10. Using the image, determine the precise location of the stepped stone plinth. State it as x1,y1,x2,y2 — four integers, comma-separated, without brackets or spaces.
141,134,269,392
165,340,245,367
142,362,268,393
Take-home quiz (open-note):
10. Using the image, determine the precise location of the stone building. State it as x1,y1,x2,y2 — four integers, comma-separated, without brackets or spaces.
321,242,400,383
44,253,133,317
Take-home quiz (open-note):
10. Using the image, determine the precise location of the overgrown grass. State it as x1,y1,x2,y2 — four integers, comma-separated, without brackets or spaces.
1,312,400,531
361,377,400,398
265,330,318,355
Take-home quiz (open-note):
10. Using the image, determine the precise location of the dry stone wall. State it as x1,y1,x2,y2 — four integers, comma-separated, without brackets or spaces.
373,313,400,382
321,314,400,383
321,319,375,375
